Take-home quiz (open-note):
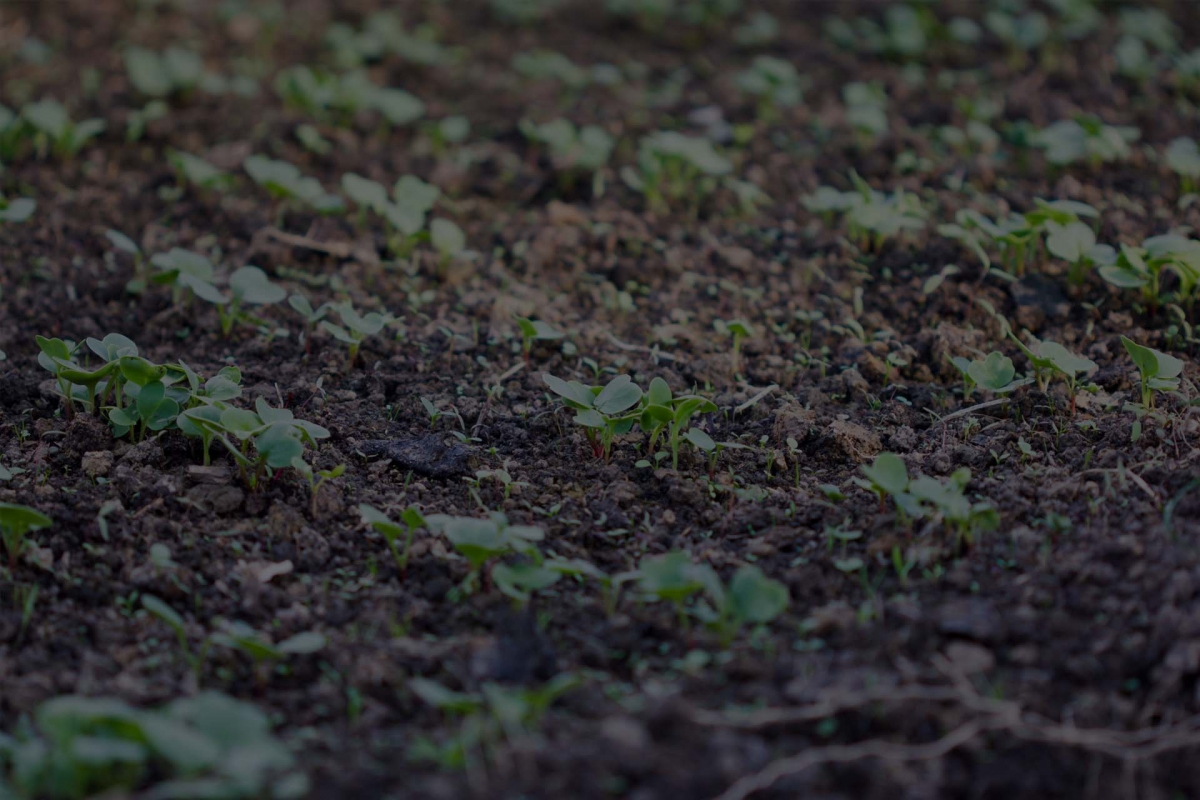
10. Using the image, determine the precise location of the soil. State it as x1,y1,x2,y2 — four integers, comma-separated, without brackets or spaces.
2,1,1200,799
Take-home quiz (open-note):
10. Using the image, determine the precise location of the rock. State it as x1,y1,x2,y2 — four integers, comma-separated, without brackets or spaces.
822,419,882,463
937,598,1004,643
839,368,870,395
887,425,918,452
186,483,245,515
359,434,474,479
187,465,232,485
81,451,114,478
944,641,995,675
772,405,816,445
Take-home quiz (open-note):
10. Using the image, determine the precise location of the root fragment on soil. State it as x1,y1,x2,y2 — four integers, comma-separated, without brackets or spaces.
703,657,1200,800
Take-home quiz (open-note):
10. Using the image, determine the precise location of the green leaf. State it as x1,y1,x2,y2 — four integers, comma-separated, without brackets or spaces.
861,452,908,495
684,427,715,453
593,375,642,415
727,565,789,624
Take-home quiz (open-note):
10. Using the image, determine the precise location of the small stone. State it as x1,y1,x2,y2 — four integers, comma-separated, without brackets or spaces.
187,465,232,485
944,641,995,675
823,419,882,463
81,451,114,478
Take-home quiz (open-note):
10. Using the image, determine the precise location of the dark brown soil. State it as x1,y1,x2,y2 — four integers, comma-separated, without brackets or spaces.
2,1,1200,799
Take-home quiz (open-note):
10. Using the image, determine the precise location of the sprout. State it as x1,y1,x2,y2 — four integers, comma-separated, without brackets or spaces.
124,46,204,98
0,503,52,571
1009,333,1097,414
167,150,231,191
1032,115,1140,166
544,373,643,461
1165,137,1200,194
359,504,427,572
715,319,754,375
429,218,467,270
515,316,565,360
292,460,346,518
243,155,345,220
735,55,804,118
631,551,716,629
854,452,909,512
695,565,789,646
21,98,105,158
217,266,286,337
1121,336,1184,409
424,513,544,592
149,248,225,306
320,302,394,368
620,131,732,213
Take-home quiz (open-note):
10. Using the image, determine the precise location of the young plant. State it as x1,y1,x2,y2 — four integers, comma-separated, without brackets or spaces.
21,98,105,158
292,460,346,518
149,248,225,306
715,319,754,375
630,551,716,629
854,452,909,512
962,351,1029,398
1099,237,1200,309
0,691,307,799
216,266,287,337
620,131,732,213
124,45,204,98
1032,114,1139,166
636,378,718,469
515,316,565,360
1009,332,1097,413
1045,220,1116,286
735,55,804,119
908,468,999,548
244,155,345,220
695,564,789,646
0,503,52,571
520,119,614,189
359,503,427,572
287,292,330,352
1121,336,1184,408
429,218,467,272
167,149,232,191
425,513,544,592
1165,137,1200,194
543,373,643,460
320,302,394,368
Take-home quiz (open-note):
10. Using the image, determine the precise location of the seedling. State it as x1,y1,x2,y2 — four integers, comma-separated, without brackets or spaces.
908,468,999,547
1009,332,1097,413
429,218,467,271
293,460,346,517
959,351,1028,398
1033,114,1139,166
321,302,395,368
141,594,207,675
288,292,330,352
645,381,718,469
0,503,52,571
1166,137,1200,194
167,149,232,191
1099,237,1200,309
695,564,789,646
210,619,327,681
244,155,345,220
149,248,224,306
105,229,147,291
620,131,732,213
125,45,204,98
715,319,754,374
735,55,804,119
1121,336,1184,408
216,266,286,337
274,66,425,127
359,504,427,572
520,119,614,187
21,98,105,158
631,551,715,629
682,428,751,478
425,513,544,592
1045,220,1115,285
1,691,307,799
854,452,908,512
544,373,643,460
515,316,565,360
